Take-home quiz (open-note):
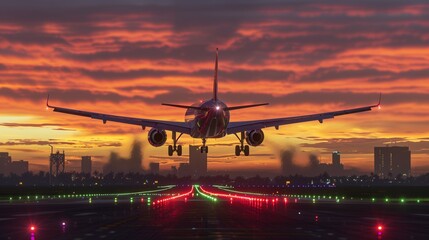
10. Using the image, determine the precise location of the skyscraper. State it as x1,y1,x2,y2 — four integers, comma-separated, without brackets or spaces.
189,145,207,178
332,151,341,166
9,160,28,176
81,156,92,175
0,152,12,175
129,140,143,172
374,146,411,178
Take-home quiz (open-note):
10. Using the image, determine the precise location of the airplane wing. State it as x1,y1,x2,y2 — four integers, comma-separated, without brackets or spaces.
227,96,381,135
46,96,191,134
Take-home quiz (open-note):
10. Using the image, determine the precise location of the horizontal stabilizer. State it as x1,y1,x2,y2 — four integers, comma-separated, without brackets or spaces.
225,103,269,111
162,103,202,110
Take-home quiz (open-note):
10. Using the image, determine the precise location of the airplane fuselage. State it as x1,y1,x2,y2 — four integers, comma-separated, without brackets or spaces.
185,99,230,138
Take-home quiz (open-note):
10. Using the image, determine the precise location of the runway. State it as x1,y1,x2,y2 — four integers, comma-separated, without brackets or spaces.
0,185,428,239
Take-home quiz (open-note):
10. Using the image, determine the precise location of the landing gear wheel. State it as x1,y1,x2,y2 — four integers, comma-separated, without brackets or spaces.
177,145,182,156
244,145,250,156
235,145,241,156
205,146,208,153
168,145,173,156
169,131,183,156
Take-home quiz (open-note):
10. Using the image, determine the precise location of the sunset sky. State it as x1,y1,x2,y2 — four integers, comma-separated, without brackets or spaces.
0,0,428,175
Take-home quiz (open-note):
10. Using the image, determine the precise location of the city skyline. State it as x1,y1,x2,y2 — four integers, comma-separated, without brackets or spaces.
0,1,429,174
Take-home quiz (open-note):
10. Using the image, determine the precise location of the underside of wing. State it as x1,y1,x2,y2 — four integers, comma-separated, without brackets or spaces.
47,97,191,134
227,100,380,135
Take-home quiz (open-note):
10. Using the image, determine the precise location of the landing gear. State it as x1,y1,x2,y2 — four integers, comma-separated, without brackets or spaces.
234,132,250,156
168,131,183,156
200,138,208,153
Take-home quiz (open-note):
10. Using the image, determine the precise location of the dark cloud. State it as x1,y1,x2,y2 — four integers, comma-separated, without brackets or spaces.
300,67,429,83
1,32,70,46
82,68,295,82
300,137,429,154
0,139,76,146
5,148,44,153
300,67,391,82
0,123,67,128
2,86,428,109
97,142,122,147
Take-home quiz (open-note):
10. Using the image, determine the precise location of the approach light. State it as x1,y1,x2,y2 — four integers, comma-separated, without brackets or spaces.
216,106,220,110
62,222,66,226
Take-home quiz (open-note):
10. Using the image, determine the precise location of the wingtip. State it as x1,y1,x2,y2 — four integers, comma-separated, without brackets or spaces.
46,94,52,109
375,93,382,110
377,93,382,106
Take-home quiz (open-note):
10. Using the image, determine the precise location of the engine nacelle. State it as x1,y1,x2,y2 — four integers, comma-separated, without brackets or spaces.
148,128,167,147
245,129,264,146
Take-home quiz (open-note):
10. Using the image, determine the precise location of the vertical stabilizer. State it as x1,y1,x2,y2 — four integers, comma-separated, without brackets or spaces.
213,48,218,101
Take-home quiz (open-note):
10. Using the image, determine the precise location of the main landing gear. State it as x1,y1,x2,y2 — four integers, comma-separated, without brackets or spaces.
200,138,208,153
234,132,249,156
168,131,183,156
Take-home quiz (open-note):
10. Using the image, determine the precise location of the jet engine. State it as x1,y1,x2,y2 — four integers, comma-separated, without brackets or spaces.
245,129,264,146
148,128,167,147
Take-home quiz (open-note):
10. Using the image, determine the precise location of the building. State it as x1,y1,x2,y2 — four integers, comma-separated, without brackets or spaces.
50,150,65,177
170,166,178,176
178,163,190,177
332,151,341,166
374,146,411,178
9,160,29,176
149,162,160,174
189,145,207,178
0,152,29,176
81,156,92,175
0,152,12,175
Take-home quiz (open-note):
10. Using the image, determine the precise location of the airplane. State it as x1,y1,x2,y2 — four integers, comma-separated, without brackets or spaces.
46,48,381,156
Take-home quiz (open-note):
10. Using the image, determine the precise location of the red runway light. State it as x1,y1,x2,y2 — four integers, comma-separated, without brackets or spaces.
30,225,35,231
62,222,66,226
377,225,383,231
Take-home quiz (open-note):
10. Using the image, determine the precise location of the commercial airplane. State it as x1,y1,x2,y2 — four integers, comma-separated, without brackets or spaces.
47,49,381,156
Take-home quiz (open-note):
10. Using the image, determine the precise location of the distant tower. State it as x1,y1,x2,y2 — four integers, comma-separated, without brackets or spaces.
189,145,207,178
149,162,160,174
0,152,12,175
49,145,65,185
332,151,341,166
129,140,143,172
81,156,92,176
374,146,411,178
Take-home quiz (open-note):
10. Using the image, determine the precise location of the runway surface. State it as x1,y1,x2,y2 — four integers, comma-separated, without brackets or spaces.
0,185,428,239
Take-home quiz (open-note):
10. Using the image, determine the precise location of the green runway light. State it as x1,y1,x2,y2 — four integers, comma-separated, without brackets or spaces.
417,199,420,203
89,198,92,203
401,199,405,203
194,185,218,202
372,198,375,202
385,198,389,202
336,199,340,203
130,197,134,203
114,198,118,203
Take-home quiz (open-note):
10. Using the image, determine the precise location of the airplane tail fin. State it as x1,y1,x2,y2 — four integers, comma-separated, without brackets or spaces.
213,48,218,101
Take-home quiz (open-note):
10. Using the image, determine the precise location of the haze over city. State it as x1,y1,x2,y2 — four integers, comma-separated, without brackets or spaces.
1,0,428,175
